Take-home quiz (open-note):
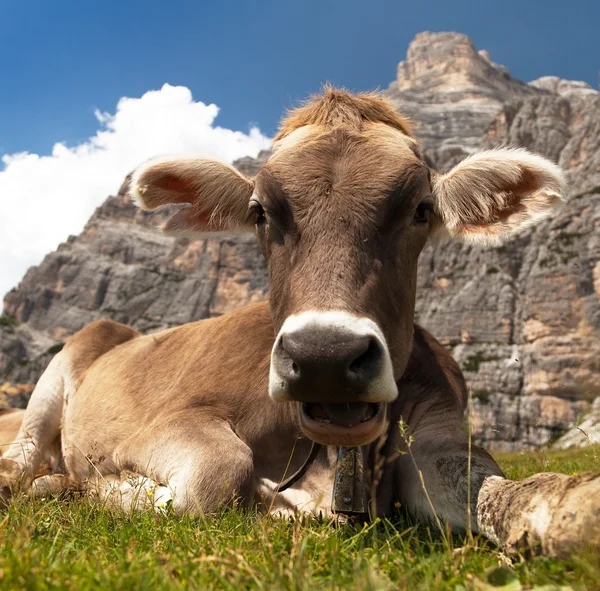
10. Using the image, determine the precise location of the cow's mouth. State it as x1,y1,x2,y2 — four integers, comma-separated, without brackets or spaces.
299,402,386,446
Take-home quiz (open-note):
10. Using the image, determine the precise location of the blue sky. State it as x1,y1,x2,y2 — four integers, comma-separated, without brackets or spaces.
1,0,598,156
1,0,599,298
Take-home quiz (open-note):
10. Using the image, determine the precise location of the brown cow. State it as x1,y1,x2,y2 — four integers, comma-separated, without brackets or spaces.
1,88,598,557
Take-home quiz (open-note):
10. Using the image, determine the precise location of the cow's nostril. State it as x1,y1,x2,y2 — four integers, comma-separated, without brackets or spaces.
348,338,381,378
278,336,303,380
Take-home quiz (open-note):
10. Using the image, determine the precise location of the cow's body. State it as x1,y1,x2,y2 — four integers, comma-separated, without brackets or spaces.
3,301,598,556
3,302,485,520
2,88,598,557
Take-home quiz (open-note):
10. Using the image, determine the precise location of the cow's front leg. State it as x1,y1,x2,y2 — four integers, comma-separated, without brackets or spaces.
103,409,255,515
392,427,503,533
477,471,600,557
393,424,600,557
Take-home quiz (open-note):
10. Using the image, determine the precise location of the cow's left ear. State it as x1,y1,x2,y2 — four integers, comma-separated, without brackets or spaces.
432,148,565,243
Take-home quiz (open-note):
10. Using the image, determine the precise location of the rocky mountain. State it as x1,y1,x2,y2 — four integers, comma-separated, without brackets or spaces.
385,32,600,195
2,31,599,450
384,31,538,172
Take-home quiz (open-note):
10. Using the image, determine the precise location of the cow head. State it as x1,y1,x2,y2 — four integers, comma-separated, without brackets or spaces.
131,88,564,447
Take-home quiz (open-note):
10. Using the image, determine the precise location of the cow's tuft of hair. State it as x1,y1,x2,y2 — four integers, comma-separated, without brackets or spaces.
276,85,414,141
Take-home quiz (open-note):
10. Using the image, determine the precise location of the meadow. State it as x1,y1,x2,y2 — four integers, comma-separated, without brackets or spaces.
0,446,598,590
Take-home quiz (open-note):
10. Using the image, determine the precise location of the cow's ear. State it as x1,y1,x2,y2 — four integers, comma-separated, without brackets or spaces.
130,157,255,235
432,148,565,243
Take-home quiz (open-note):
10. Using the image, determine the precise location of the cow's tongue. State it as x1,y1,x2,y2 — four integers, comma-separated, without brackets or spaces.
316,402,371,427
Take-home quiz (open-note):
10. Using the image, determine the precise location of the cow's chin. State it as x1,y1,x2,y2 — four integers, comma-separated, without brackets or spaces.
299,401,387,447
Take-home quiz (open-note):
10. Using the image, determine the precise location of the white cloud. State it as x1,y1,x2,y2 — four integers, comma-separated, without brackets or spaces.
0,84,272,299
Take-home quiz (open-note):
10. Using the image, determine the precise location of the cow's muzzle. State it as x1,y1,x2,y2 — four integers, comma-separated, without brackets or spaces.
269,311,397,445
299,401,387,446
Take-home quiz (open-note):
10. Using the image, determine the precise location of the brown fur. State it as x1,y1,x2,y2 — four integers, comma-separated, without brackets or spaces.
66,319,140,390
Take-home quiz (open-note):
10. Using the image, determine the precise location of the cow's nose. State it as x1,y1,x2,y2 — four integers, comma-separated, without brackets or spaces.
269,311,398,404
276,330,384,398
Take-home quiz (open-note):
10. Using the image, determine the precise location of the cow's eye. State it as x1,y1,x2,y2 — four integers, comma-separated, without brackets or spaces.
249,200,266,227
413,201,433,225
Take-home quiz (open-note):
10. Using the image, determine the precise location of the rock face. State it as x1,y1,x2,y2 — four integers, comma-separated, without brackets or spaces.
384,32,538,171
418,187,600,449
2,32,599,450
486,79,600,196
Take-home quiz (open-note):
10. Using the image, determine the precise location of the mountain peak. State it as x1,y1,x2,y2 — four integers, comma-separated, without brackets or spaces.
396,31,516,93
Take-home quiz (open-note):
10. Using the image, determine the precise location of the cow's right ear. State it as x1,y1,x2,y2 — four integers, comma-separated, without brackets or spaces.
130,157,255,235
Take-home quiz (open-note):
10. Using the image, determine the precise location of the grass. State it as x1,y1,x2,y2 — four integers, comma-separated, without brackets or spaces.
0,446,599,590
495,445,600,481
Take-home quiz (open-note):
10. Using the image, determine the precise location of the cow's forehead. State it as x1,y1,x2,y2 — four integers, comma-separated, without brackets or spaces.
261,122,424,200
271,124,319,155
270,121,418,160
